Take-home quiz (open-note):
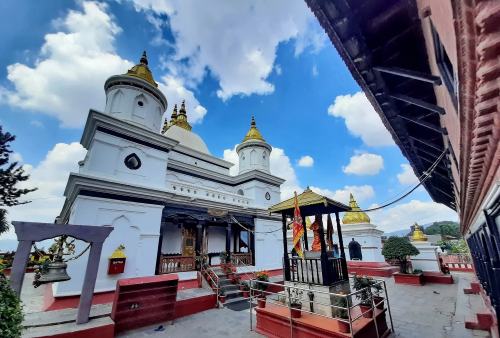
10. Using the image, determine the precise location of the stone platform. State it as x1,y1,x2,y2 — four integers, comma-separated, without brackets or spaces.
347,261,399,277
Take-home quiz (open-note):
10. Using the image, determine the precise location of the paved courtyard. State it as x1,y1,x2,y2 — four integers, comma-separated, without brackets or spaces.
115,272,490,338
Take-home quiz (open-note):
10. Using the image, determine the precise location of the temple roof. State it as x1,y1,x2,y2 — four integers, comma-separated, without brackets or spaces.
242,116,265,142
269,187,350,216
125,51,158,87
342,193,370,225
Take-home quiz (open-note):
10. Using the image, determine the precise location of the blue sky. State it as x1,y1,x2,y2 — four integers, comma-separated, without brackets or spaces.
0,1,457,245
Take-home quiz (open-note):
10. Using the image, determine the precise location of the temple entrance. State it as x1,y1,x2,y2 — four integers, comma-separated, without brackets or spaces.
181,228,195,256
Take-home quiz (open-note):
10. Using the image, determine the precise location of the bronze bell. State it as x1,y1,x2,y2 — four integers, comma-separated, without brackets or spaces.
35,257,71,286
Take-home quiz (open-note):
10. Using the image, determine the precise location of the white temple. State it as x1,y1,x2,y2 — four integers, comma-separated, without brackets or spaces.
53,52,285,297
337,194,384,262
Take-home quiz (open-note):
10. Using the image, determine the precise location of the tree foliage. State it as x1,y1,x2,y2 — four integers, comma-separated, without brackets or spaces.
0,126,37,234
424,221,461,238
0,272,24,338
382,236,419,273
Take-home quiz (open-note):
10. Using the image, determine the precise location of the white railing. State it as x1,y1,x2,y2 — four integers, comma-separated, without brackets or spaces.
168,181,252,207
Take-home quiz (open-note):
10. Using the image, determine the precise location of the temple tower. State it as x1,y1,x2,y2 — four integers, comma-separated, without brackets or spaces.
104,51,167,132
237,116,271,174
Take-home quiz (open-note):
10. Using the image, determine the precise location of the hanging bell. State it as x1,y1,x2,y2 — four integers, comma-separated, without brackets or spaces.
36,257,71,285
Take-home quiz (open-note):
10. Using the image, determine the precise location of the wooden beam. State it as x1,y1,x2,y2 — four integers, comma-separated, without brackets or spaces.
399,114,443,134
390,93,445,115
374,66,442,85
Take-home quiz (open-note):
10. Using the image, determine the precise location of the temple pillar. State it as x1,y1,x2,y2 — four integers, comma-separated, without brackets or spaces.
317,216,332,285
335,212,349,278
195,222,203,256
225,224,232,261
301,208,309,250
282,213,291,281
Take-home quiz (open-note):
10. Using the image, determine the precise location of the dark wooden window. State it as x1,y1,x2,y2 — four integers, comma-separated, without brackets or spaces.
430,23,458,109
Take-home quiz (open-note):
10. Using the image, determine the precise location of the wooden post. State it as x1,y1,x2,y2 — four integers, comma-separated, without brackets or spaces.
301,208,309,251
282,213,291,281
76,242,104,324
10,240,33,296
195,223,203,256
317,215,331,285
335,212,349,279
225,224,232,262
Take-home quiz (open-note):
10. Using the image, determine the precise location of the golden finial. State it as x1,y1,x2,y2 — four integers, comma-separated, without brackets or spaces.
125,50,157,87
411,222,427,241
175,100,192,131
161,117,169,134
342,193,370,224
242,115,265,142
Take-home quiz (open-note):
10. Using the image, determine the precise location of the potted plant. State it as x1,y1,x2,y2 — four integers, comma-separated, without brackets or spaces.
255,270,270,297
219,251,228,267
240,281,250,298
332,293,350,333
0,267,23,338
289,288,303,318
231,273,241,284
352,275,378,318
382,237,422,285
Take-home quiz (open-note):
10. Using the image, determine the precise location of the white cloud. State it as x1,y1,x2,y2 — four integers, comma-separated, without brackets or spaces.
328,92,394,147
312,64,318,77
298,155,314,167
131,0,325,101
275,64,282,76
0,1,206,127
342,153,384,176
223,145,300,200
3,143,87,240
397,164,419,185
30,120,44,128
310,185,375,205
369,199,458,233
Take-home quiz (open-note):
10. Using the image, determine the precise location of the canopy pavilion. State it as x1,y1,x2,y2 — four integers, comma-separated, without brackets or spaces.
269,187,351,286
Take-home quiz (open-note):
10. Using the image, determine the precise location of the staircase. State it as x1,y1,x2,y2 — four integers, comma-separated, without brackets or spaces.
211,266,248,306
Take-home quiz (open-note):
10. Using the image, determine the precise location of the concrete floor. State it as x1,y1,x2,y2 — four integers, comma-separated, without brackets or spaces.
19,272,490,338
116,272,490,338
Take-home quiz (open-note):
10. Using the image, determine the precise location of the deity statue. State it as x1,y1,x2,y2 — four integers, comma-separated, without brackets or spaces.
309,215,322,251
348,238,363,260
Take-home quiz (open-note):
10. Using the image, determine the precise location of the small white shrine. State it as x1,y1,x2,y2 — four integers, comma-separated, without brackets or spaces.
338,194,384,262
53,52,285,297
409,223,441,272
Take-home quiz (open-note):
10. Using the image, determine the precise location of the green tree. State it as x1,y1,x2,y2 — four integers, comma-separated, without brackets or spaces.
0,126,37,234
0,271,24,337
424,221,460,238
382,236,420,274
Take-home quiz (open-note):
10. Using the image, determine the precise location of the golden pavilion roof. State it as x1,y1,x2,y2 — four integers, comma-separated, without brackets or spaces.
269,187,350,216
242,116,265,142
342,193,370,224
125,51,158,87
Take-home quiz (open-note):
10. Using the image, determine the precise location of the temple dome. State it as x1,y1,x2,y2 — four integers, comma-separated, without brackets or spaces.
242,116,265,142
163,125,210,154
342,193,370,224
125,51,157,87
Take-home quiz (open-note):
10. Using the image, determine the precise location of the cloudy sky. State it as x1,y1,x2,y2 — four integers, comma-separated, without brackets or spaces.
0,1,457,245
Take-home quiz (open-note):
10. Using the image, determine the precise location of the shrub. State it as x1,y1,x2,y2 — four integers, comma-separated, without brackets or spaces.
382,236,419,274
0,272,24,337
352,275,382,306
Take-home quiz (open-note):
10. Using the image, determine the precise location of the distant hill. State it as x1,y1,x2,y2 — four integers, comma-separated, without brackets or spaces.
384,222,435,238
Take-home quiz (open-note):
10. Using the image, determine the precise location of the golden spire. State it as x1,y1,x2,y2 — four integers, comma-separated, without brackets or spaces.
125,51,158,87
411,222,428,241
242,116,265,142
161,117,169,134
174,100,192,131
342,193,371,224
170,104,178,125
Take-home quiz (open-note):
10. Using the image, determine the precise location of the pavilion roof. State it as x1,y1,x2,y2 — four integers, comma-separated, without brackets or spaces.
268,187,350,216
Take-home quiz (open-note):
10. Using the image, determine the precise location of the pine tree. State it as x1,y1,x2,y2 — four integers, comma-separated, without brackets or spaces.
0,126,37,234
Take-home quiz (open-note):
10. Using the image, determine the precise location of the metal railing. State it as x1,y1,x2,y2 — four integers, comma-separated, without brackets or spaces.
158,255,195,274
248,277,394,337
288,255,347,285
201,264,221,307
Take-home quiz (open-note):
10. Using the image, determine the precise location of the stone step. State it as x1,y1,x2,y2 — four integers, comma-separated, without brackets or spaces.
218,278,232,286
220,284,239,292
224,296,249,305
223,290,243,299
